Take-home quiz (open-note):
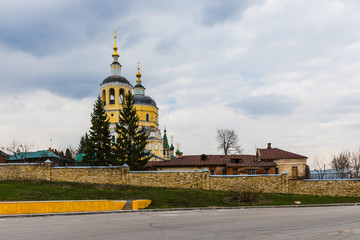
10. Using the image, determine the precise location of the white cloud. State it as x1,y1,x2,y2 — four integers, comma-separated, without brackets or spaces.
1,0,360,170
0,90,93,151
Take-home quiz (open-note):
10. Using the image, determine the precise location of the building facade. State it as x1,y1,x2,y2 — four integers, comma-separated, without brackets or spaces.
147,143,308,179
100,33,163,160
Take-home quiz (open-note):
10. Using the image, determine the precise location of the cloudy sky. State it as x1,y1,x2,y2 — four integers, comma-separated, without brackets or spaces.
1,0,360,168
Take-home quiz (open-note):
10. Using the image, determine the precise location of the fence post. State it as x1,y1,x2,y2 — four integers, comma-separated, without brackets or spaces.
202,168,210,190
44,159,52,181
281,171,289,194
121,164,129,185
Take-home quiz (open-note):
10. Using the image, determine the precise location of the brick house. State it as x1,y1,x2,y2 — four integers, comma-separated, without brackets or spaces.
146,143,308,179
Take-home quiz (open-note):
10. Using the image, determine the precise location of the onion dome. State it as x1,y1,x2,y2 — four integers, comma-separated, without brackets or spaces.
133,62,146,95
102,75,131,85
133,95,157,107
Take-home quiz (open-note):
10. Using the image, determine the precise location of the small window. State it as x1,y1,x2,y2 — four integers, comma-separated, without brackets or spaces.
222,170,227,175
275,168,279,174
210,170,215,175
292,166,298,177
265,169,269,174
146,114,150,121
102,90,106,106
233,169,238,175
111,135,115,143
119,88,124,104
109,88,115,104
247,169,255,175
231,158,241,163
155,144,158,150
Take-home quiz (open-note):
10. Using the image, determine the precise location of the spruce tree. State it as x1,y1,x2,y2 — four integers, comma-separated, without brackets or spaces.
113,91,151,170
77,133,88,154
83,95,113,166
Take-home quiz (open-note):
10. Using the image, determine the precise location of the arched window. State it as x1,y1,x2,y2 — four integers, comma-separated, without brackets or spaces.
102,90,106,106
109,88,115,104
112,135,115,143
146,113,150,121
119,88,124,104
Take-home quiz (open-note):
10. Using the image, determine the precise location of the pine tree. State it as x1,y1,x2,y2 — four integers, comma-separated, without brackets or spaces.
77,133,88,154
113,91,151,170
65,148,73,160
83,95,113,166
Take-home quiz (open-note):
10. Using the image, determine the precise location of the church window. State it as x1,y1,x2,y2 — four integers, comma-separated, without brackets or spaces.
109,88,115,104
119,88,124,104
146,114,150,121
102,90,106,106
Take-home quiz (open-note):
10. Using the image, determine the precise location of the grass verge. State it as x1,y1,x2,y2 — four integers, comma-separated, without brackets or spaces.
1,180,360,209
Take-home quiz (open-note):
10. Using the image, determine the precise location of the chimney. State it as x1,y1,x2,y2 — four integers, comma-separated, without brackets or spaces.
267,143,271,149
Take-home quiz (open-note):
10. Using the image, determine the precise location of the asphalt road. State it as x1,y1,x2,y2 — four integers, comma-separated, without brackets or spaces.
1,206,360,240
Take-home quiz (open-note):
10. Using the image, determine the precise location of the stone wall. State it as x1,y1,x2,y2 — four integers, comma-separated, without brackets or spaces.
209,175,286,193
0,163,50,181
51,166,124,185
128,171,206,189
2,163,360,197
288,179,360,197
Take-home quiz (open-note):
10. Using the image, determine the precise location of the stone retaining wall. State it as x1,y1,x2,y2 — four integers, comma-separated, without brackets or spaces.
288,179,360,197
1,163,360,197
0,163,50,181
209,175,286,193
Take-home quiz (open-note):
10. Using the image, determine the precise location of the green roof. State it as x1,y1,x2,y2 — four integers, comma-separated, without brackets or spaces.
6,150,60,161
75,153,85,163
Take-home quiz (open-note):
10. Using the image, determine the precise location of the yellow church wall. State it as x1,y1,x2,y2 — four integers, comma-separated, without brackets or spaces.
135,105,159,127
101,84,132,112
146,139,163,158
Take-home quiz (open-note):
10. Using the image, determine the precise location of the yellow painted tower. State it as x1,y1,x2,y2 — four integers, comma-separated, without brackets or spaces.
100,32,163,160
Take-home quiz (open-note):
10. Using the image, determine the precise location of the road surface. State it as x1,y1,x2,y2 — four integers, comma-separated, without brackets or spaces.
1,206,360,239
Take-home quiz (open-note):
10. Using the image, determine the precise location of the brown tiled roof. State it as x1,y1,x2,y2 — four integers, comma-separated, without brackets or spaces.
259,148,307,160
146,155,275,168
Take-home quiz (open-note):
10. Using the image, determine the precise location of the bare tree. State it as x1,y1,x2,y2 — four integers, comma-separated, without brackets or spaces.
314,155,327,180
6,139,33,162
350,148,360,178
331,151,350,179
216,129,243,155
